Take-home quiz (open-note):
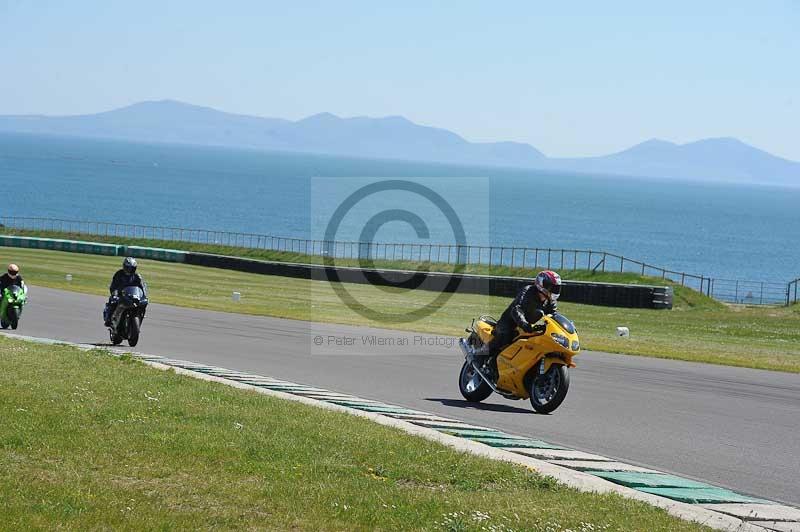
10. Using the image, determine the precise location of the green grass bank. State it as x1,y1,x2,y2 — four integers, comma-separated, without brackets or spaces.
0,336,707,531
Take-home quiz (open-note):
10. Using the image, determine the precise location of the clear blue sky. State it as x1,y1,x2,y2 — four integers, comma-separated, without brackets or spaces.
1,1,798,159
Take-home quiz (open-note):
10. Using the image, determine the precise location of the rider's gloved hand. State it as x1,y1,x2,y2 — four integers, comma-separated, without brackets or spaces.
543,302,557,315
520,321,534,334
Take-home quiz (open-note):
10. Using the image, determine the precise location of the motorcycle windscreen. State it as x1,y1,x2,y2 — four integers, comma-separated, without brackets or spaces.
551,313,576,334
121,286,144,300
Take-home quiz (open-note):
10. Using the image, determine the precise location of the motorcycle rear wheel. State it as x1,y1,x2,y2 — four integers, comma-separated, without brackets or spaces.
529,364,570,414
458,360,493,402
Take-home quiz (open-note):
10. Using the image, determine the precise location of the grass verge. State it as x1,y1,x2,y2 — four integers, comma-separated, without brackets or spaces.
0,336,707,531
2,245,799,373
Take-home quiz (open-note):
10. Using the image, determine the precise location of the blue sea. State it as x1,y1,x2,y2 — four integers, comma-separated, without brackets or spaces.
2,132,799,282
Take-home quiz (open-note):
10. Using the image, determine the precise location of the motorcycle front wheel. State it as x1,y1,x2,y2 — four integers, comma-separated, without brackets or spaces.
8,307,19,330
110,328,123,345
529,364,570,414
128,316,141,347
458,360,493,402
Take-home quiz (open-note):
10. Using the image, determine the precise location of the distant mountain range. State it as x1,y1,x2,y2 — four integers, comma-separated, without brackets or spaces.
2,99,798,184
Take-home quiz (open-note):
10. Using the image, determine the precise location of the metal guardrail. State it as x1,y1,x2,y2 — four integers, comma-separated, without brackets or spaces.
789,278,800,305
705,278,791,306
0,215,796,305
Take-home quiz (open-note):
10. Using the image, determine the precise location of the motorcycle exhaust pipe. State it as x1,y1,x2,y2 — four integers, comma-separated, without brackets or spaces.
458,337,472,358
458,338,517,400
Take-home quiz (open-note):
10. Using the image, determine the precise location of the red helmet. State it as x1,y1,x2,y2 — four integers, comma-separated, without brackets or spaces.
534,270,562,302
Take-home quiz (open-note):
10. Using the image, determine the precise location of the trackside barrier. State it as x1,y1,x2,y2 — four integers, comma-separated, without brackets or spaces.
183,252,673,309
0,238,185,263
0,235,121,256
0,237,672,309
124,246,187,263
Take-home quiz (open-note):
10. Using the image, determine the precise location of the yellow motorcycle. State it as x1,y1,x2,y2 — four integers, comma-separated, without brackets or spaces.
458,313,580,413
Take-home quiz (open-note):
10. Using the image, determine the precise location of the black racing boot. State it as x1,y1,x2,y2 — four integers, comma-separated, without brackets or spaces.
103,305,113,327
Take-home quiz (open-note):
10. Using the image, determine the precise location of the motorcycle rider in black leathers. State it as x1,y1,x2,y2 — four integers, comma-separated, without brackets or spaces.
470,270,562,365
0,263,26,294
104,257,147,327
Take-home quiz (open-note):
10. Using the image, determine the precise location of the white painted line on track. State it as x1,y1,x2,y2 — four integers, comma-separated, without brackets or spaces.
409,419,497,431
507,449,612,461
748,522,800,532
381,412,458,422
701,504,800,522
547,460,660,473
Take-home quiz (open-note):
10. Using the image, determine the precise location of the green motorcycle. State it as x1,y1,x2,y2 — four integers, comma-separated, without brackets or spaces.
1,284,27,330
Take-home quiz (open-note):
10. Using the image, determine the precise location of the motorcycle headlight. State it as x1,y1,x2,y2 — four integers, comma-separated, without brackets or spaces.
571,340,580,352
551,333,569,348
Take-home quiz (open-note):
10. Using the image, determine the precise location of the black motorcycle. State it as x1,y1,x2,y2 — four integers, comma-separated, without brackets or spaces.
109,286,148,347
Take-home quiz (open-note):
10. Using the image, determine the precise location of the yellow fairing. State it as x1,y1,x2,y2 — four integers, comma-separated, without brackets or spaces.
482,315,580,399
475,320,495,344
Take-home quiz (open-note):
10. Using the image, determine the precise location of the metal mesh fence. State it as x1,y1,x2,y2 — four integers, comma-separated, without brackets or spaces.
1,215,795,305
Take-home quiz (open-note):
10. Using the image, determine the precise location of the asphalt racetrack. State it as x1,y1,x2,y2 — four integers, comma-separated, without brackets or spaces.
10,286,800,506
